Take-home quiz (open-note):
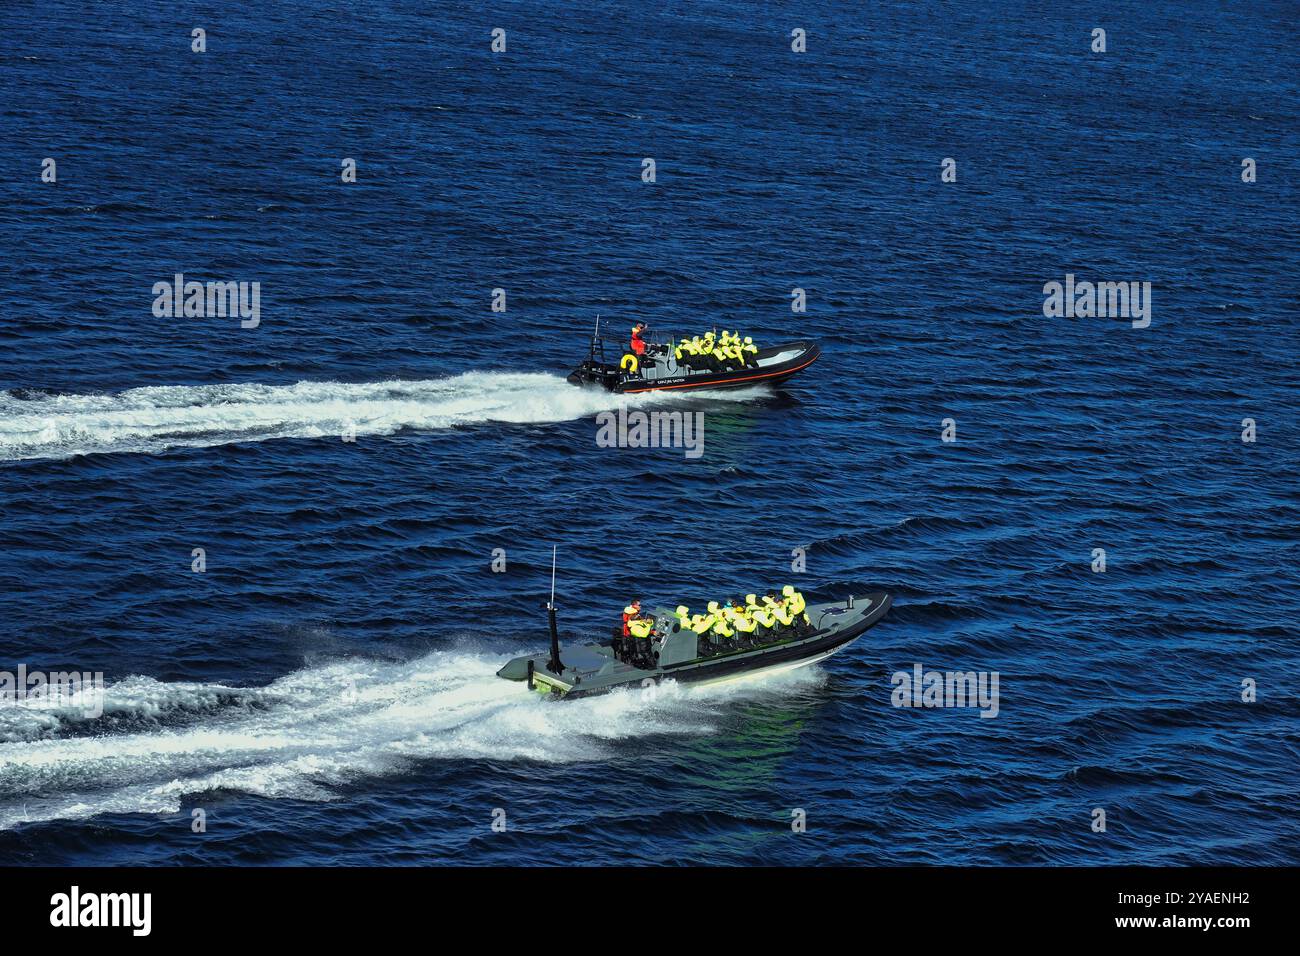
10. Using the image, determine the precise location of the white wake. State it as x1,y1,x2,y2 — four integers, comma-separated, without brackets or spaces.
0,650,822,830
0,372,760,461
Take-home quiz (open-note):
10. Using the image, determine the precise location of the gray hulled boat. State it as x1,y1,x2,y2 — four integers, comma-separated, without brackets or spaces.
496,556,891,700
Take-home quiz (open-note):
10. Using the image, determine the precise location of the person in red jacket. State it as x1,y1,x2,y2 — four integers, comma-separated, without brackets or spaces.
622,599,642,637
618,598,643,662
629,322,648,357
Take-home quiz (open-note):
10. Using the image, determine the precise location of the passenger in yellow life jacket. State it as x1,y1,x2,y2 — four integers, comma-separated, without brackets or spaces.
751,602,776,635
730,605,758,641
686,606,717,642
711,613,735,640
627,616,653,639
782,584,808,620
689,611,715,636
682,334,706,370
771,599,795,628
703,601,732,640
674,605,691,629
635,612,658,658
741,336,758,365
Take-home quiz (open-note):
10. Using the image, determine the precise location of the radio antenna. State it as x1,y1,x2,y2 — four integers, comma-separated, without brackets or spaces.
546,545,563,674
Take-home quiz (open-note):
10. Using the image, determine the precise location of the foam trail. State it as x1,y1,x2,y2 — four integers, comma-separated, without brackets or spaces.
0,372,764,461
0,651,821,830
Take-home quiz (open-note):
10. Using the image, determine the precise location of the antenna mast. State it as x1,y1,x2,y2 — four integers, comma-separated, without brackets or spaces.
546,545,563,674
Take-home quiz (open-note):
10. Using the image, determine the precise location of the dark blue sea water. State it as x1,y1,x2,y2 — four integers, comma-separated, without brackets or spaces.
1,0,1297,866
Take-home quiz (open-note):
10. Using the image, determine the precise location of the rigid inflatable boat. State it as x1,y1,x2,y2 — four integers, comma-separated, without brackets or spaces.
567,322,820,394
497,589,891,700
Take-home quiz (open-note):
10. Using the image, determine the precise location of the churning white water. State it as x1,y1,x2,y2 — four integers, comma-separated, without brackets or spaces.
0,372,762,461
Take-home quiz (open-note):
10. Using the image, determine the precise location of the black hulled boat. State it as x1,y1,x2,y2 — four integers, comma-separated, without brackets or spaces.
567,321,820,394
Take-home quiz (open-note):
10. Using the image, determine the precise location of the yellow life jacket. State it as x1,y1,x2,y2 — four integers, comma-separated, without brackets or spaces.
789,591,806,615
628,617,652,638
690,613,715,635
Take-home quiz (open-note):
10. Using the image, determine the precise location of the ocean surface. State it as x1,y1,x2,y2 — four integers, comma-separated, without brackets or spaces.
1,0,1297,865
